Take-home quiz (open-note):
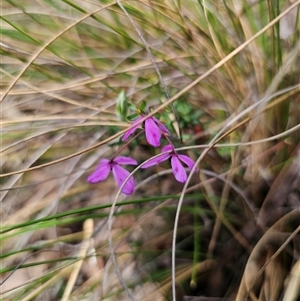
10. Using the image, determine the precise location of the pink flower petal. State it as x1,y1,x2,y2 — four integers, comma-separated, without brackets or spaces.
145,117,161,147
153,117,169,134
114,156,138,165
141,153,170,168
122,116,143,141
112,164,135,195
171,156,187,183
87,159,111,183
161,144,173,153
178,154,195,170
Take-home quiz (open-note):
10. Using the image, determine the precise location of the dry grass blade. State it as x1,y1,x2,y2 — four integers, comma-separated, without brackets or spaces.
61,219,94,301
283,260,300,301
0,2,116,103
2,1,299,300
236,211,300,301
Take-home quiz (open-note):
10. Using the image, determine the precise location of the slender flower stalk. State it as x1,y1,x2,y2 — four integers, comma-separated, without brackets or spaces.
87,156,138,195
111,131,144,161
141,144,195,183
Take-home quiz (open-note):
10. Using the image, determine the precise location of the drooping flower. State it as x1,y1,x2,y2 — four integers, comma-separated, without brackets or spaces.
87,156,138,195
141,144,195,183
122,115,169,147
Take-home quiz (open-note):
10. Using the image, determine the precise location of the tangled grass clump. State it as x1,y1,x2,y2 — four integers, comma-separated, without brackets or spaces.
1,1,300,300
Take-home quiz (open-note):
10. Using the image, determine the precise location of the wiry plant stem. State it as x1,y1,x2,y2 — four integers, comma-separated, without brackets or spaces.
171,83,300,301
115,0,182,142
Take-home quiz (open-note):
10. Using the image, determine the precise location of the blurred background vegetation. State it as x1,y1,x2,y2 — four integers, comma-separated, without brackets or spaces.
1,0,300,300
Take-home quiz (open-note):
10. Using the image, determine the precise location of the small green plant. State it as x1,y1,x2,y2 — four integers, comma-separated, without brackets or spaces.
1,1,299,301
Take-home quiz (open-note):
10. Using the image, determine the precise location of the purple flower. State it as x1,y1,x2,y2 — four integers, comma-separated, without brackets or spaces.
141,145,195,183
87,156,138,195
122,115,169,147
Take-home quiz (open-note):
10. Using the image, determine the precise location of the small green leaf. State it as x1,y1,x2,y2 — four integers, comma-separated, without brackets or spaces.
139,100,147,114
128,103,137,111
116,90,127,121
127,113,139,121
